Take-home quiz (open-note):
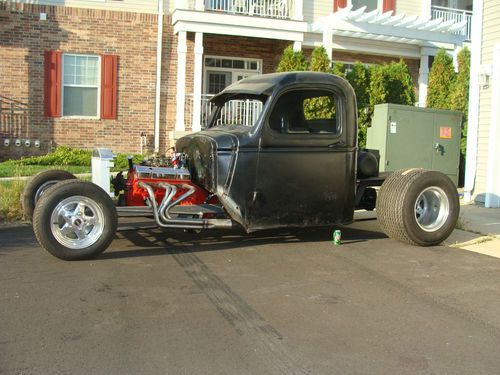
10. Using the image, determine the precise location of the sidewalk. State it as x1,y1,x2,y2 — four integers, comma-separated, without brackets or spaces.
445,203,500,259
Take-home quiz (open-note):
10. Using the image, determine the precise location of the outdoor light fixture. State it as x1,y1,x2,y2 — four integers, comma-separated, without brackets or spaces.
15,139,21,147
25,139,31,147
479,64,491,89
34,140,41,148
3,139,10,147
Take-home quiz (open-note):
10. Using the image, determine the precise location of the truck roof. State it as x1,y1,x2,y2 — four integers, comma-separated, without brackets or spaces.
212,71,353,103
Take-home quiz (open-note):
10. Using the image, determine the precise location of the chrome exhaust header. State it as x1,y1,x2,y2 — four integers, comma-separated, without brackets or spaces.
137,181,233,230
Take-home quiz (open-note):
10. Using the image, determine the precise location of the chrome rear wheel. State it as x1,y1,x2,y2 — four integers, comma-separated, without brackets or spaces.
415,187,450,232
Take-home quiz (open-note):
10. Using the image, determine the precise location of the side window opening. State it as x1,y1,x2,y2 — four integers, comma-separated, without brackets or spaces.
269,90,340,135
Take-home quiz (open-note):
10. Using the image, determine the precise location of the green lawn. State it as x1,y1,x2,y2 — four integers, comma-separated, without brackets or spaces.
0,163,90,178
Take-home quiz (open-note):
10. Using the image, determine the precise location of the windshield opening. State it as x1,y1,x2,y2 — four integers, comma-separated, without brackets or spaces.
207,94,267,128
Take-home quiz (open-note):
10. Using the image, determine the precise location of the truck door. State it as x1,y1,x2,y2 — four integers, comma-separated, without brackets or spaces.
247,87,357,230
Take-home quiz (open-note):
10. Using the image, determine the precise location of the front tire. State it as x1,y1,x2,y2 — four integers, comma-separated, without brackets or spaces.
376,169,459,246
33,180,117,260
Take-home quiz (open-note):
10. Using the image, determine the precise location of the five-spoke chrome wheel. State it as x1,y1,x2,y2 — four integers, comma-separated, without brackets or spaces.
50,196,105,249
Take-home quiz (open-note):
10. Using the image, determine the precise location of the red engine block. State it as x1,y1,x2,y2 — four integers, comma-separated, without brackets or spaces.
125,165,217,207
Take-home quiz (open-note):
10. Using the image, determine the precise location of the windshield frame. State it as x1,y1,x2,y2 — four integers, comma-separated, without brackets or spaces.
207,93,269,129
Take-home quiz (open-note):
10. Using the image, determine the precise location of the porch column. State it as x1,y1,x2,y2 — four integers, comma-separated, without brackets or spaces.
195,0,204,11
322,26,333,61
485,44,500,207
418,53,429,107
294,0,303,20
175,0,188,9
175,31,187,132
192,32,204,132
293,41,302,52
453,44,459,72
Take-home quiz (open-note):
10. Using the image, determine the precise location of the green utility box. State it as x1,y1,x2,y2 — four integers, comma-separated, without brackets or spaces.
367,104,462,186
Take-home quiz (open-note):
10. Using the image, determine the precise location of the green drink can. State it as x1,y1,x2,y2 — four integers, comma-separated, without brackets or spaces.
333,229,342,245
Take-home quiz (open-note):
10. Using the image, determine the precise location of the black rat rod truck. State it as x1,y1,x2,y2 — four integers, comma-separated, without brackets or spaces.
26,72,459,260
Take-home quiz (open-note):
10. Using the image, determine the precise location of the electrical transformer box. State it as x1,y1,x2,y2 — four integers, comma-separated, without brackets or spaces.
366,104,462,186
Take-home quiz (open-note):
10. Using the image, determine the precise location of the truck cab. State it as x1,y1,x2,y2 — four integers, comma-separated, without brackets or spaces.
176,72,359,231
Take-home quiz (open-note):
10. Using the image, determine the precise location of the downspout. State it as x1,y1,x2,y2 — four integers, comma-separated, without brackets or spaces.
463,0,483,202
154,0,164,154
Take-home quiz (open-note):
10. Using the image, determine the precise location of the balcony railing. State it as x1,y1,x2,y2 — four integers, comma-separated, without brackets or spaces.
431,5,473,40
0,96,29,138
185,93,263,129
204,0,294,19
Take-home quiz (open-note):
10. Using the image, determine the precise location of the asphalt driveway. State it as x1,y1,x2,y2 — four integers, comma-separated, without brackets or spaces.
1,219,500,375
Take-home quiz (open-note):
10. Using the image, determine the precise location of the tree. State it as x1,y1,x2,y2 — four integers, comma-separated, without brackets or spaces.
305,47,335,119
370,60,415,108
276,45,308,72
346,62,371,148
332,62,346,79
309,46,330,72
426,49,456,109
449,47,471,186
449,47,470,157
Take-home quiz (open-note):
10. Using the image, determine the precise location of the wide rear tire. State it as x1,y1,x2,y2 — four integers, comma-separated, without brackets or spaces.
33,180,117,260
376,168,459,246
22,169,76,221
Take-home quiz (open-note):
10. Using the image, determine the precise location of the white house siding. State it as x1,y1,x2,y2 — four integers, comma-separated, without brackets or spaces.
395,0,422,16
2,0,163,13
471,0,500,202
303,0,332,23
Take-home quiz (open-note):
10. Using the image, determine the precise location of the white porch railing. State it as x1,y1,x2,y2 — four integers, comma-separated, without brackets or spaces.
185,93,263,128
431,5,473,40
205,0,294,19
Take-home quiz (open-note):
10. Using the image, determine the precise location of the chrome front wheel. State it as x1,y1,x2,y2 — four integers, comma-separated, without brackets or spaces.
33,180,117,260
51,196,105,249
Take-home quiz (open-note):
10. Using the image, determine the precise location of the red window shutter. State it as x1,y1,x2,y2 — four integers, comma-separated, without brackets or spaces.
334,0,347,12
44,51,62,117
383,0,396,13
101,55,118,119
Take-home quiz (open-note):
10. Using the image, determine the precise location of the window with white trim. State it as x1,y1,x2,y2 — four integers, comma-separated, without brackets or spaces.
333,60,373,74
350,0,383,12
62,54,100,117
203,56,262,95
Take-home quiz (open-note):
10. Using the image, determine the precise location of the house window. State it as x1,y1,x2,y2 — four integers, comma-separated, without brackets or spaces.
352,0,379,12
335,0,395,13
63,54,99,117
203,56,262,95
333,60,373,73
44,51,118,119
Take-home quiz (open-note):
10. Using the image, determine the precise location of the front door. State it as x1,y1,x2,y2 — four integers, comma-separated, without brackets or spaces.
247,87,356,230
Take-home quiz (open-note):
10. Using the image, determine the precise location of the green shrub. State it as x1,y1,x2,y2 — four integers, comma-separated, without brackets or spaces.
113,153,145,171
369,60,415,109
449,47,470,157
7,146,145,172
426,49,456,109
15,146,92,166
346,62,371,148
276,45,308,72
331,62,347,79
305,47,336,119
309,46,331,73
